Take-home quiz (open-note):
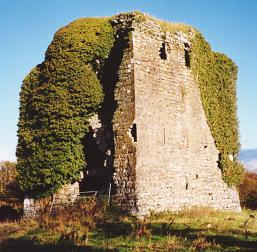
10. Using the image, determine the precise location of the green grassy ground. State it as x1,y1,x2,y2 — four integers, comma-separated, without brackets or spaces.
0,204,257,252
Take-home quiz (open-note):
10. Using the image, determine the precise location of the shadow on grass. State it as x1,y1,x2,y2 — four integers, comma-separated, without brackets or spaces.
0,205,22,222
97,222,257,251
98,222,132,238
152,223,257,251
1,222,257,251
206,234,257,251
0,238,118,252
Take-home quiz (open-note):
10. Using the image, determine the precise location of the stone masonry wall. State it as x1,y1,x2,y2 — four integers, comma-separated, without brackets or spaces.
112,15,137,213
23,182,79,217
131,18,241,216
87,114,113,174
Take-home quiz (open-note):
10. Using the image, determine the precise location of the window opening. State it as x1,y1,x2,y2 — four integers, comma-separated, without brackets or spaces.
131,123,137,142
184,43,190,67
159,42,167,60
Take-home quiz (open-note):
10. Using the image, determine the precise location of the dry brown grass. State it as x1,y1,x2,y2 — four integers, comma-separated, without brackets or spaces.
1,205,257,251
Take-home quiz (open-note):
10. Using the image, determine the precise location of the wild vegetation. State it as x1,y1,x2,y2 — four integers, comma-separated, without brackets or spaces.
1,164,257,250
16,18,115,198
189,32,243,187
0,161,23,221
240,172,257,210
0,198,257,252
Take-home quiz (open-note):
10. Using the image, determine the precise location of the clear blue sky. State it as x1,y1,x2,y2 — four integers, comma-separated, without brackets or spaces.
0,0,256,161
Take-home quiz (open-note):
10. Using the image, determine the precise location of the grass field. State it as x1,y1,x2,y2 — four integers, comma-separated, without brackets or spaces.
0,200,257,251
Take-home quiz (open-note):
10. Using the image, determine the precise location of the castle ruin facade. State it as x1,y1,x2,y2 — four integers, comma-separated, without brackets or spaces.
21,13,241,217
109,16,241,215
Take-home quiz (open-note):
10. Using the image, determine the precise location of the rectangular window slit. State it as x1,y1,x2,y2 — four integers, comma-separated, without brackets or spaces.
131,123,137,142
184,43,190,67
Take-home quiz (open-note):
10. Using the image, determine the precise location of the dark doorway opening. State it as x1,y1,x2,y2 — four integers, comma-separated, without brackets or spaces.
80,128,106,192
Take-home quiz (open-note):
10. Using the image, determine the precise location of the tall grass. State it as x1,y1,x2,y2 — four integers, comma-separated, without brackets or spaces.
1,204,257,251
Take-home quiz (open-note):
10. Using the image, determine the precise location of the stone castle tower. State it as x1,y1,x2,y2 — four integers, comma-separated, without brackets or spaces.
21,13,241,217
107,15,241,215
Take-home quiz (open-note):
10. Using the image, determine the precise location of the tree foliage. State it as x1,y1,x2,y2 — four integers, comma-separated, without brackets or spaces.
16,18,115,198
0,161,17,193
239,172,257,209
0,161,23,220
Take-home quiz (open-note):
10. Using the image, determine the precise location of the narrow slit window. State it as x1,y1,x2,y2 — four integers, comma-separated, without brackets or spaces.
184,43,190,67
159,42,167,60
163,128,166,144
131,123,137,142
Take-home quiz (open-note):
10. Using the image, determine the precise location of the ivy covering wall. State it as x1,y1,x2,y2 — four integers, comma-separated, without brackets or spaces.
17,12,243,198
16,18,115,198
190,32,243,187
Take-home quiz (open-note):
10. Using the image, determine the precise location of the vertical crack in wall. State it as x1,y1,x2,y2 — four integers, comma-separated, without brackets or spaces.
80,116,109,191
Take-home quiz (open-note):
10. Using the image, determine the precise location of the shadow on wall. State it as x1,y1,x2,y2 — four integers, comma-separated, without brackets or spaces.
80,24,130,194
80,127,105,191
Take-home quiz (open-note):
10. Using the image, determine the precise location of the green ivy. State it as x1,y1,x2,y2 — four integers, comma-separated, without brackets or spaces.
190,32,243,187
17,18,115,198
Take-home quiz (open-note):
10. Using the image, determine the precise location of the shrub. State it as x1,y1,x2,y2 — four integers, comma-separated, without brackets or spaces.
37,196,109,246
0,161,23,221
0,161,17,193
239,172,257,209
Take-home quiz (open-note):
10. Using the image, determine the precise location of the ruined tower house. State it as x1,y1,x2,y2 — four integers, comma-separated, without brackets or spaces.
19,12,242,217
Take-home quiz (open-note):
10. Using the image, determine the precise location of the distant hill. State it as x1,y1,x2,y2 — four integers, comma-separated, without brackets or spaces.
239,149,257,173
